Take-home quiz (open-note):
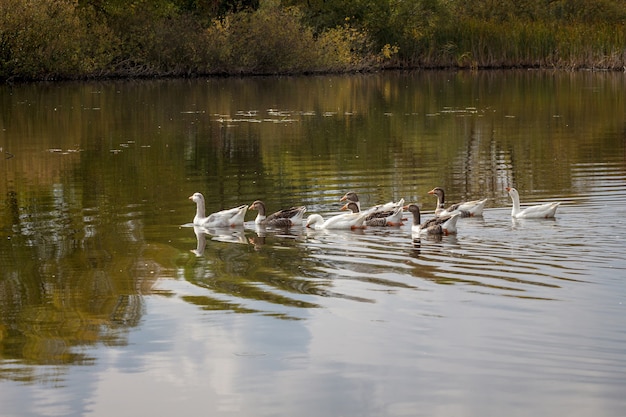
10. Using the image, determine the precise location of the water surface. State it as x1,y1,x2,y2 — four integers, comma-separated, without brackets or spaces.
1,71,625,417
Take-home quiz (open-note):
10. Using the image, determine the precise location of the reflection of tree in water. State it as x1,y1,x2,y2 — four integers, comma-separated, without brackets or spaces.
0,189,156,383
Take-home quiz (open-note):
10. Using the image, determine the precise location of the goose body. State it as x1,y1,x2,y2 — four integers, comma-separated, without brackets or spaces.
404,204,460,235
189,193,247,227
306,211,369,230
506,187,560,219
428,187,487,217
341,201,404,227
340,191,405,214
249,200,306,227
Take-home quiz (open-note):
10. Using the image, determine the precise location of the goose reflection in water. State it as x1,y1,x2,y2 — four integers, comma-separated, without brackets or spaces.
191,226,247,255
249,222,308,248
191,223,309,254
510,216,558,231
410,237,422,257
409,231,461,257
191,226,207,256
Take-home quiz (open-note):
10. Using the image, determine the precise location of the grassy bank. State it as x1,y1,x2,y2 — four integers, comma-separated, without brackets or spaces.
422,19,626,70
1,0,625,81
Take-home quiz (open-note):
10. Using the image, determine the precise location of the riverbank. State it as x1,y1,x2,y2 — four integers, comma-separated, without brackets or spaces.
1,0,625,82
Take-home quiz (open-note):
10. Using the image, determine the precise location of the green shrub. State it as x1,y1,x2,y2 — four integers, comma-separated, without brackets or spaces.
0,0,113,80
204,1,376,74
314,23,376,71
1,0,625,80
224,1,318,73
146,14,213,75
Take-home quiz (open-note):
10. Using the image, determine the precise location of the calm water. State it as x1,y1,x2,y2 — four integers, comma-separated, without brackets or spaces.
1,71,626,417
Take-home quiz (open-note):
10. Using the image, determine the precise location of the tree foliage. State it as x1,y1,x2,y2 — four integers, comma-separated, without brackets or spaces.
1,0,625,80
0,0,114,79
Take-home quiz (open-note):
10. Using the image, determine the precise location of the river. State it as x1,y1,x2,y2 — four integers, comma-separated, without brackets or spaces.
1,71,625,417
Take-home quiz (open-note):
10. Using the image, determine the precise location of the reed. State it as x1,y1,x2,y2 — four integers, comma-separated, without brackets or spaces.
414,18,626,70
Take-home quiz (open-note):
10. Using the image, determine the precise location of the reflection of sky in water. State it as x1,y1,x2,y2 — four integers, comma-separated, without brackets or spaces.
4,271,625,417
3,205,626,416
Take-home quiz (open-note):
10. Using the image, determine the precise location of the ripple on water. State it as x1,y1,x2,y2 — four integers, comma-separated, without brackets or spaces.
174,156,626,316
176,216,590,315
300,196,619,302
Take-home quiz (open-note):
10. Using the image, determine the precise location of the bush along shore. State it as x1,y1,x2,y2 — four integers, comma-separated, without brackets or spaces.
1,0,625,82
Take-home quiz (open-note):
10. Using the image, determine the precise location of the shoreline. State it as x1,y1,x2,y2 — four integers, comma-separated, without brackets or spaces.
4,65,626,86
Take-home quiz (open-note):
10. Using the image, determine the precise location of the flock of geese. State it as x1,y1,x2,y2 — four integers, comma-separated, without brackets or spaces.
190,187,561,236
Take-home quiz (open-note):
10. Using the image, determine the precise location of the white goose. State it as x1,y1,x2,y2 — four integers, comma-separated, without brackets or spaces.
428,187,487,217
189,192,247,227
306,211,370,230
506,187,560,219
404,203,461,236
341,201,404,227
339,191,404,214
249,200,307,227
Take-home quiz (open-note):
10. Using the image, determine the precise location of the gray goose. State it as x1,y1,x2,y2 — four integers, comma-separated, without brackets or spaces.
249,200,307,227
340,201,404,227
404,203,460,236
428,187,487,217
339,191,405,215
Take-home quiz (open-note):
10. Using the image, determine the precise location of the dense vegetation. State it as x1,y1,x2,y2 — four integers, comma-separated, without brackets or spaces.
1,0,625,81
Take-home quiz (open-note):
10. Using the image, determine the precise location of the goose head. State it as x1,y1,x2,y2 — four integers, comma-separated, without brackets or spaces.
506,187,521,203
403,204,422,226
306,214,325,228
340,192,359,203
189,192,205,204
248,200,266,216
506,187,521,211
428,187,445,204
340,202,360,213
189,192,207,221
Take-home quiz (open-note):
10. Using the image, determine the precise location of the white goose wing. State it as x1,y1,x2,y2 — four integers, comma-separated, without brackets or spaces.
516,202,560,219
419,213,461,235
203,205,248,227
324,212,368,229
312,211,369,229
439,198,488,217
457,198,488,216
366,198,405,214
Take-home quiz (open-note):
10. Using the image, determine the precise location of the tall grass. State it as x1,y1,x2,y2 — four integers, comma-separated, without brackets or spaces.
413,18,626,70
